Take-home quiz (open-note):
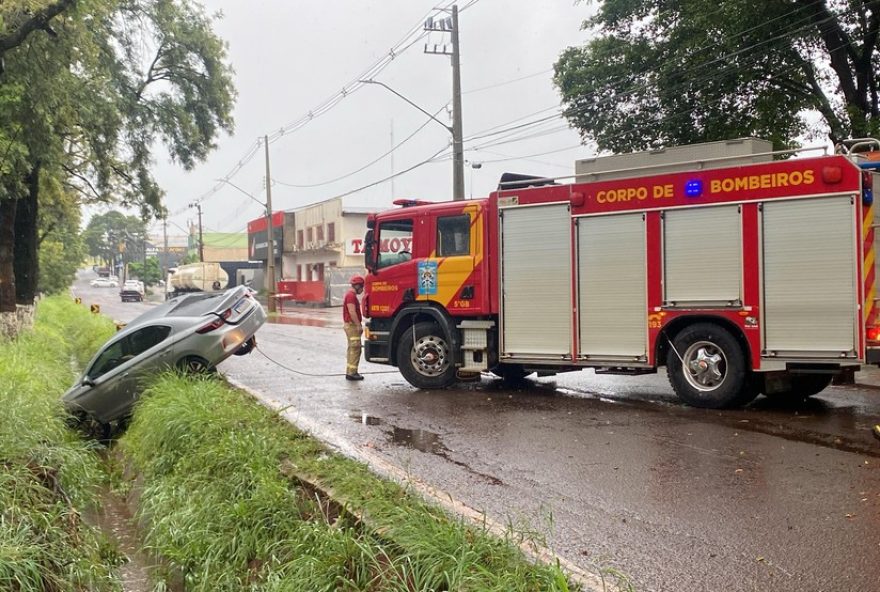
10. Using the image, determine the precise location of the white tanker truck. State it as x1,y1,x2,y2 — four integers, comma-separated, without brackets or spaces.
166,262,229,299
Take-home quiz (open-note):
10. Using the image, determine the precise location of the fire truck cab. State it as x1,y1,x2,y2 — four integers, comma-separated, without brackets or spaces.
362,139,880,409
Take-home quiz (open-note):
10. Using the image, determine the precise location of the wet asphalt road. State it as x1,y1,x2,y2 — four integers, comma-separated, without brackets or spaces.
73,272,880,592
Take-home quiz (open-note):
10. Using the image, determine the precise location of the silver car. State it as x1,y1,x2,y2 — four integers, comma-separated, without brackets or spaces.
63,285,266,425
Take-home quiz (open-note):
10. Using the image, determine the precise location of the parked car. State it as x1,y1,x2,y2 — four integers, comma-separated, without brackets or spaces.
120,279,145,302
63,285,266,426
90,277,119,288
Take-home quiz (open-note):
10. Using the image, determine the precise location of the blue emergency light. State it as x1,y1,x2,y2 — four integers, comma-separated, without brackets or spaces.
684,179,703,198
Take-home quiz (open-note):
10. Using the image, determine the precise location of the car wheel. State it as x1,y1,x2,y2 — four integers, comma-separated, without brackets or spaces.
396,321,456,389
177,356,214,374
666,323,755,409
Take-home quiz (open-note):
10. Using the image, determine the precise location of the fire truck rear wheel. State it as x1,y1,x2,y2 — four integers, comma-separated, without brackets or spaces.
397,321,456,389
666,323,752,409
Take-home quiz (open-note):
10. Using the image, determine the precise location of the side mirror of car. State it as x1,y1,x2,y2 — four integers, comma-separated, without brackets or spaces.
82,377,96,388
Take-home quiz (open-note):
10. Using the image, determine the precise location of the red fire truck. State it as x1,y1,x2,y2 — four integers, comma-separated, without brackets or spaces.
361,140,880,408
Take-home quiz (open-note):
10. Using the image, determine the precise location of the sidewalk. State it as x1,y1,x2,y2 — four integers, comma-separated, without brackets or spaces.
263,301,343,329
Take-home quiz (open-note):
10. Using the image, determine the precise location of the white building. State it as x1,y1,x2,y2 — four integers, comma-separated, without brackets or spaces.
281,197,373,281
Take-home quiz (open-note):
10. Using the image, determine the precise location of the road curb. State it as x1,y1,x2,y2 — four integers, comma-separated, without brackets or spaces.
226,375,613,592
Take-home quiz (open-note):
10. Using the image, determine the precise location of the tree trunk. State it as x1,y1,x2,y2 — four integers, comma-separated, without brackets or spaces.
14,165,39,304
0,198,17,313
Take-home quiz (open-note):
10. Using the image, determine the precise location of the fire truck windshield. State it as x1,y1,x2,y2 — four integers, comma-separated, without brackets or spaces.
376,218,414,269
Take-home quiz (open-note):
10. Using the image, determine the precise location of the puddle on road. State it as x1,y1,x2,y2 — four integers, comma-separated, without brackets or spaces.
350,412,444,453
84,485,179,592
268,315,332,328
349,412,503,485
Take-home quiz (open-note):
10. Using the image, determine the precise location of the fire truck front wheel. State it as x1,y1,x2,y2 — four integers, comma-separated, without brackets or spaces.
666,323,754,409
397,321,456,389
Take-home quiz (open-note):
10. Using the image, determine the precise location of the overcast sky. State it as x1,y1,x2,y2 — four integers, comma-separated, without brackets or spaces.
136,0,593,237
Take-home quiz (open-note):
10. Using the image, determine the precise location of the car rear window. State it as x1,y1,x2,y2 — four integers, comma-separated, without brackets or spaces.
168,293,224,316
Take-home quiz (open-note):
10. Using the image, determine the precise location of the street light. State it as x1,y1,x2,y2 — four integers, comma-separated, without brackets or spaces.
466,160,482,199
360,79,465,200
216,177,277,313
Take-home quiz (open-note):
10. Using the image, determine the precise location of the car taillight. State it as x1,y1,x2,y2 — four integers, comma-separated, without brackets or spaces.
868,327,880,342
196,318,224,334
197,308,232,334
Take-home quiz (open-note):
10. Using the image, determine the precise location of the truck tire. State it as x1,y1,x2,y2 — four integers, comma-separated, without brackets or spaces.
397,321,456,389
666,323,755,409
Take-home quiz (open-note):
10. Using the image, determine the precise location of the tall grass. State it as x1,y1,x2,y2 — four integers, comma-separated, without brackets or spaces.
0,297,119,592
124,374,582,591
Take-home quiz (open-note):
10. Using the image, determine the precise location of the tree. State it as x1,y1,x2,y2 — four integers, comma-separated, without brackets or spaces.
36,177,83,295
82,211,148,270
128,256,161,286
554,0,880,153
0,0,235,327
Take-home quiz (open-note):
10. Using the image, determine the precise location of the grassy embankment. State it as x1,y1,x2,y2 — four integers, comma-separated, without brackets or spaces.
0,297,118,591
121,378,586,590
3,297,624,591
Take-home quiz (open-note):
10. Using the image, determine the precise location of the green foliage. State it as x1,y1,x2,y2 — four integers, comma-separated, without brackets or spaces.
0,296,119,592
38,239,83,294
180,251,200,265
38,179,85,295
0,0,235,307
554,0,880,152
122,376,582,592
82,211,148,267
128,256,162,286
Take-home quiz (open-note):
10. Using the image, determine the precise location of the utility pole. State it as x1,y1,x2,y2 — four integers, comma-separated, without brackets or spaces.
191,202,204,262
162,217,168,280
450,4,464,201
264,135,277,313
425,4,464,200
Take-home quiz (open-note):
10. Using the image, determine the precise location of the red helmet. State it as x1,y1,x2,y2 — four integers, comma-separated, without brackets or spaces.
350,275,365,286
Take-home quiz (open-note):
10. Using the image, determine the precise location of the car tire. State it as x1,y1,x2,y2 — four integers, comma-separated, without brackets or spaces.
397,321,456,389
666,323,754,409
177,356,215,375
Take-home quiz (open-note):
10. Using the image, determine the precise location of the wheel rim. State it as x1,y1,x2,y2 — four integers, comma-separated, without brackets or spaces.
681,340,727,392
184,358,208,372
410,334,450,377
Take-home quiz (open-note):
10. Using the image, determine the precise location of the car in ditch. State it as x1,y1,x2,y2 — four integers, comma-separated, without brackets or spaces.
62,285,266,426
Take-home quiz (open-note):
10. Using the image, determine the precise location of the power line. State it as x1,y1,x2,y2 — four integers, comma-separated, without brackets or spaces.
272,104,449,189
175,1,460,218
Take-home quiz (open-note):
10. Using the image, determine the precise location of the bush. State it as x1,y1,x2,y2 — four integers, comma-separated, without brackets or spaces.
123,374,578,592
0,297,119,592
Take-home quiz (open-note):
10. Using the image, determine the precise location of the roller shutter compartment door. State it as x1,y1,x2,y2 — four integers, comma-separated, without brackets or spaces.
500,203,572,357
664,205,741,305
763,197,856,353
578,213,647,358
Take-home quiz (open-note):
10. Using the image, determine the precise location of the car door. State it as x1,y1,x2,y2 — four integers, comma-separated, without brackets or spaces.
73,325,173,422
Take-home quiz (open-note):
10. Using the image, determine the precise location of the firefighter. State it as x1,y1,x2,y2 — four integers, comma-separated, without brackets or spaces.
343,275,365,380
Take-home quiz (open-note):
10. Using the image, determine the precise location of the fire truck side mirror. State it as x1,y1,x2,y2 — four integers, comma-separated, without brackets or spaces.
364,229,376,273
